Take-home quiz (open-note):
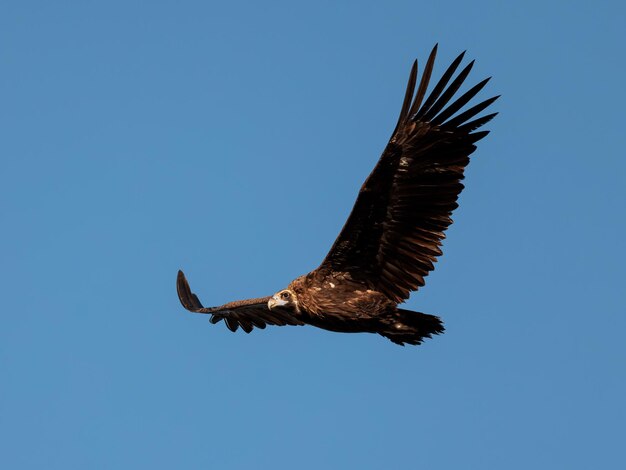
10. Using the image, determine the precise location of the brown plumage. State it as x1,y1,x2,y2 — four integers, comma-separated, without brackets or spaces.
177,45,498,345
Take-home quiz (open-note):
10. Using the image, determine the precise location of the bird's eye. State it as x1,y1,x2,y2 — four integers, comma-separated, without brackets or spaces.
281,292,290,300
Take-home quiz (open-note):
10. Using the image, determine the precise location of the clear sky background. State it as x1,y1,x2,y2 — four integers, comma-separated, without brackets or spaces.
2,1,625,469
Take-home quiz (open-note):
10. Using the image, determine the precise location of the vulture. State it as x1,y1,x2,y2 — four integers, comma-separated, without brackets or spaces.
177,45,498,345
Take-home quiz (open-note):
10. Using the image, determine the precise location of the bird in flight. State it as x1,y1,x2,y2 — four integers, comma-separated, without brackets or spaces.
177,45,498,345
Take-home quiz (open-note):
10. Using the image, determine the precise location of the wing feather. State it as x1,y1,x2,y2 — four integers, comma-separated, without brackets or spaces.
319,47,498,302
421,60,474,122
176,270,304,333
408,45,438,118
431,77,491,125
414,50,466,120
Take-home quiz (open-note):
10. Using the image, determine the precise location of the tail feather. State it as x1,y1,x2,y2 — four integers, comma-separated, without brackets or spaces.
379,308,445,346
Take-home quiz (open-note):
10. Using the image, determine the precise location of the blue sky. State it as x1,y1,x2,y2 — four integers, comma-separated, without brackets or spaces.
2,1,625,468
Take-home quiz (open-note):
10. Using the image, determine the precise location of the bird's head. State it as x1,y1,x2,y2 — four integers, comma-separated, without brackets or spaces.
268,289,299,312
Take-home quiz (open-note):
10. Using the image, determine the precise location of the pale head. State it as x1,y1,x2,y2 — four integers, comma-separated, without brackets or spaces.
268,289,299,312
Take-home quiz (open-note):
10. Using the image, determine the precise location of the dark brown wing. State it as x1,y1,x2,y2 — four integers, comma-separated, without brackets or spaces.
176,270,305,333
319,45,499,303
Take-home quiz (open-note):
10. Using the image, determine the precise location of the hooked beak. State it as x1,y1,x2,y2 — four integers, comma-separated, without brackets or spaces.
267,295,287,311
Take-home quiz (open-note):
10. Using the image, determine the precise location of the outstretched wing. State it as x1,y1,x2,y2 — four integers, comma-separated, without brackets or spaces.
319,45,499,303
176,270,305,333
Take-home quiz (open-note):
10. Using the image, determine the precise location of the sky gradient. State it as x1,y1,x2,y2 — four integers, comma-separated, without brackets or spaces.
2,1,625,469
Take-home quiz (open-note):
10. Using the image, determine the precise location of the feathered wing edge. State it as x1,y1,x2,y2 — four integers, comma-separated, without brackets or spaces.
319,45,499,303
376,45,500,301
176,270,304,333
395,44,499,141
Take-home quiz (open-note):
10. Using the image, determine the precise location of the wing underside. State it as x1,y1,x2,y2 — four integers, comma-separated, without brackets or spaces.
320,45,499,302
176,270,304,333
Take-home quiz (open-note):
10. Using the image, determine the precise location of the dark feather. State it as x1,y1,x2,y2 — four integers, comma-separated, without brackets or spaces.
408,44,438,118
431,77,491,126
414,50,466,120
393,60,418,135
421,60,474,122
444,95,500,128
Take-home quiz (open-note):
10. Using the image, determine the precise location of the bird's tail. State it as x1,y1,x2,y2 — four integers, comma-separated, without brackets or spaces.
379,308,445,346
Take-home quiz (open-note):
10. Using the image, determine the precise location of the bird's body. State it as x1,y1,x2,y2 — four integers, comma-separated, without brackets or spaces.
287,271,396,330
177,45,498,345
